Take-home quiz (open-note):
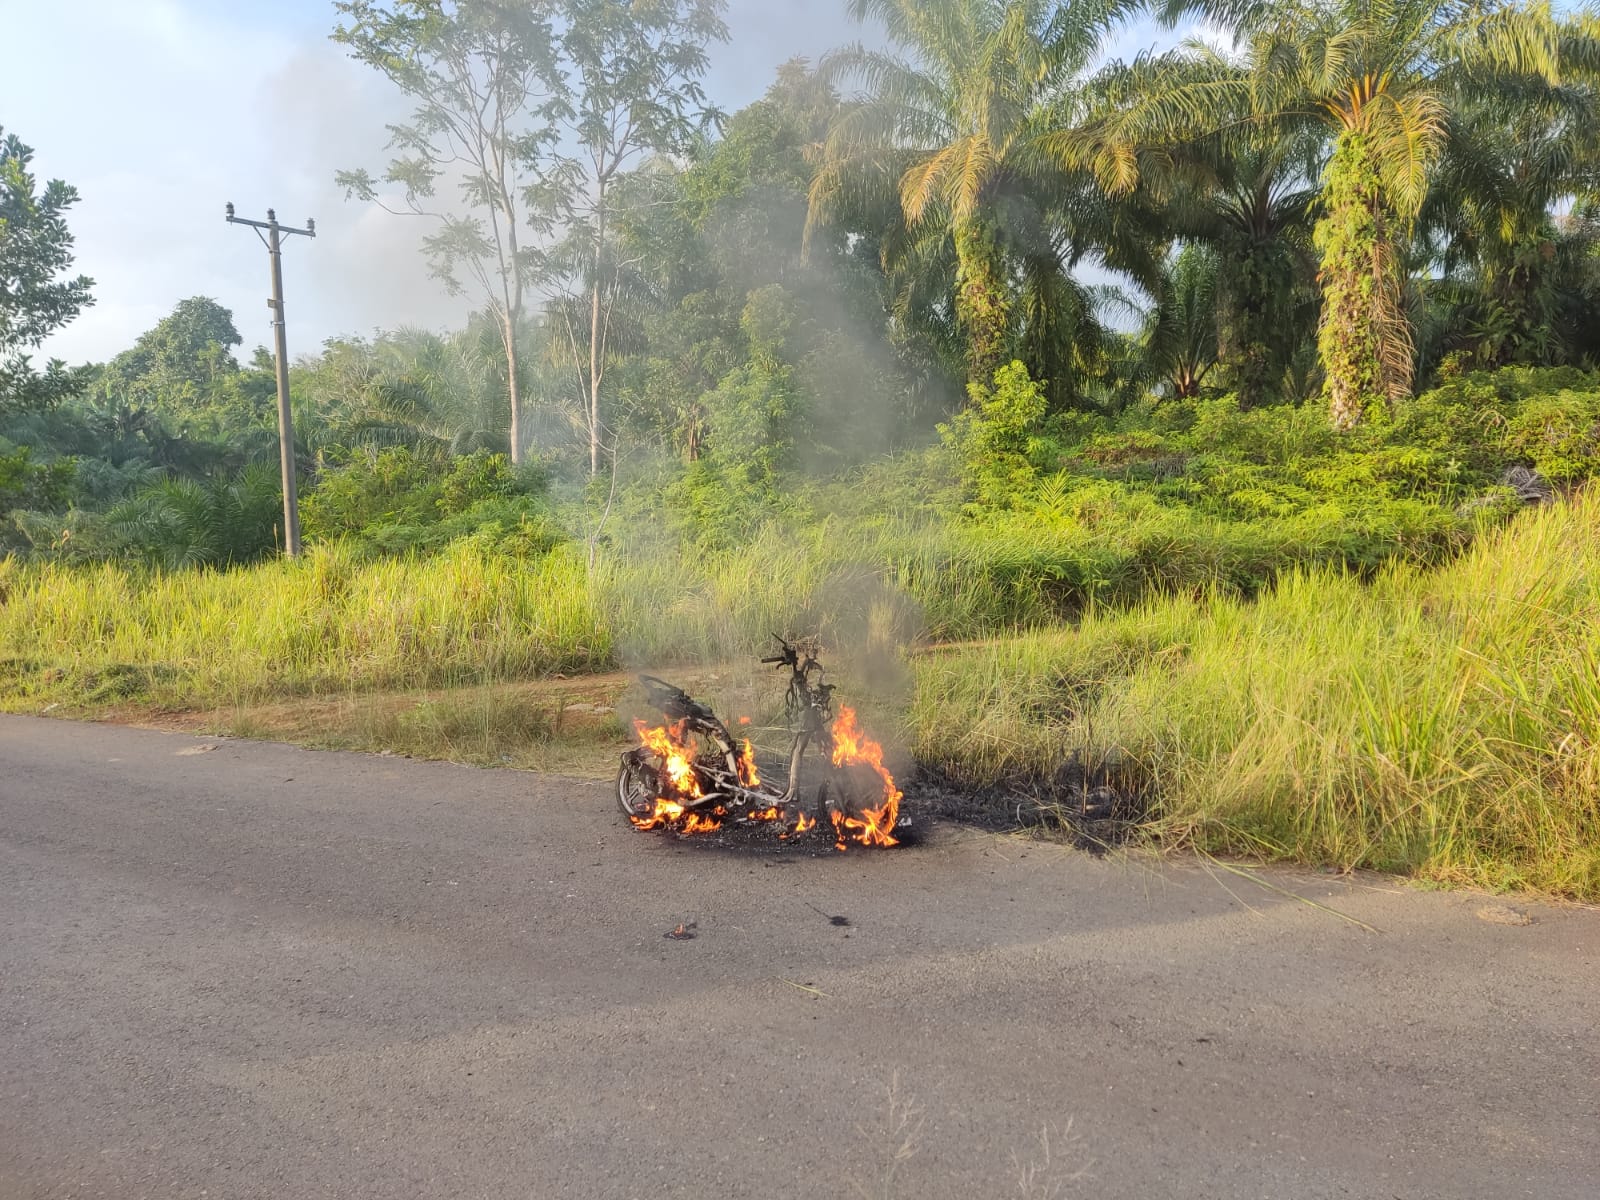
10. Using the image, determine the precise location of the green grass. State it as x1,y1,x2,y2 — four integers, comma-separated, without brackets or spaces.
913,491,1600,898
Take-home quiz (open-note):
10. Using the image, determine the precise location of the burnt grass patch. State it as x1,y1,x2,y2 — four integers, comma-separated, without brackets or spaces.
629,750,1147,859
901,752,1151,854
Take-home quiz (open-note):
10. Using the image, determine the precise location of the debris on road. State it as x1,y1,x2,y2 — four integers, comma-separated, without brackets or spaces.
805,900,850,927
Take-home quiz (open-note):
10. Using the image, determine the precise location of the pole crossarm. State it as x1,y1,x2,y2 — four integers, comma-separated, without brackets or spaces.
225,204,316,238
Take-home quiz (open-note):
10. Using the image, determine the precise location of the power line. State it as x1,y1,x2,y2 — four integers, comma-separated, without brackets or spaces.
225,203,315,559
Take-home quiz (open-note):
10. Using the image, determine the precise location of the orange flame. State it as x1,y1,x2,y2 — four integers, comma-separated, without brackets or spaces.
628,719,720,833
631,794,685,831
778,809,816,840
627,708,901,849
828,706,901,848
681,811,723,834
737,738,761,787
633,719,701,800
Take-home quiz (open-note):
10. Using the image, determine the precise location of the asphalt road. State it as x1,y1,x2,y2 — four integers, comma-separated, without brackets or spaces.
2,715,1596,1200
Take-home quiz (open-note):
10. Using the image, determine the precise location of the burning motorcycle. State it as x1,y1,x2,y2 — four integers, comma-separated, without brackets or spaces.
615,637,902,849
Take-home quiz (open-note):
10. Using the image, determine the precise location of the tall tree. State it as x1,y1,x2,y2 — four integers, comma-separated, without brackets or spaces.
101,297,244,412
545,0,728,476
807,0,1146,393
1077,0,1585,428
612,63,921,469
332,0,567,465
0,128,94,413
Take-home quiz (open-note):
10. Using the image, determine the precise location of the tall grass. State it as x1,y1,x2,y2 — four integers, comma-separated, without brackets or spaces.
0,542,611,700
0,483,1474,704
0,527,925,701
912,492,1600,897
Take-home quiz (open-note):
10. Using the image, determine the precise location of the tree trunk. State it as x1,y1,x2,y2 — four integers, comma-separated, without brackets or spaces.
587,178,610,478
503,312,523,466
954,219,1011,390
1315,130,1411,430
1219,240,1277,410
588,278,602,476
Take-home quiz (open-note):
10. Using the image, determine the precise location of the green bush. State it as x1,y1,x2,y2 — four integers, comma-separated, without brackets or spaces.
103,465,283,569
653,457,801,551
1,442,75,526
354,496,564,559
437,449,517,515
301,446,447,537
939,361,1056,509
302,447,553,556
1501,391,1600,482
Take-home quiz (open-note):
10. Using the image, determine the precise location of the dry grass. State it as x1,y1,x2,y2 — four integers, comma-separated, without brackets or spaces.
115,677,632,778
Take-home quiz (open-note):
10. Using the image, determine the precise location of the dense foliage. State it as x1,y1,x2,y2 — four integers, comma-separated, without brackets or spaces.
10,0,1600,570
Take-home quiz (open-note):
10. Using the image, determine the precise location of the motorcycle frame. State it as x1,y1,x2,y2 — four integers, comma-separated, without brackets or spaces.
667,718,816,812
630,639,834,816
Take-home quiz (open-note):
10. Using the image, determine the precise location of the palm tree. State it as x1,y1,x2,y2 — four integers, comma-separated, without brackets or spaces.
301,317,564,463
106,464,283,569
1152,125,1323,405
807,0,1147,393
1077,0,1583,428
1144,243,1222,398
1416,72,1600,370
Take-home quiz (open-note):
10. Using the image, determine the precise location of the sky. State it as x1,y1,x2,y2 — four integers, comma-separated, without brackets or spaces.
5,0,1169,366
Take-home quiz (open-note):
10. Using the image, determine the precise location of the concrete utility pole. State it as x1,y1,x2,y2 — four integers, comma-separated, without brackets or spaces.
226,203,315,558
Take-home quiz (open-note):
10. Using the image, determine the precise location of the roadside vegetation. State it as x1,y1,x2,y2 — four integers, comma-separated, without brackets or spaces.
915,494,1600,897
4,0,1600,898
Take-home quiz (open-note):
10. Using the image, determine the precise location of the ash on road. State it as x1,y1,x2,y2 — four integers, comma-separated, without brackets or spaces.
2,716,1595,1200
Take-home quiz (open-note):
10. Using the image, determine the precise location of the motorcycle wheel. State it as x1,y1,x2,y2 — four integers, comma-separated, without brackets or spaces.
616,753,660,823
